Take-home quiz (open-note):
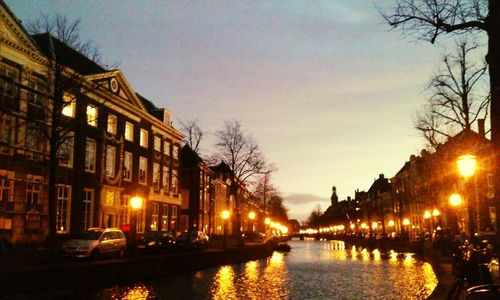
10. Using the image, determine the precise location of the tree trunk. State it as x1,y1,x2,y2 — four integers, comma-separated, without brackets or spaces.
487,0,500,240
47,126,59,260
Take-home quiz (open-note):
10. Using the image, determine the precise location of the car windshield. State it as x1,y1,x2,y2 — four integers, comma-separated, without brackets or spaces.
77,231,102,240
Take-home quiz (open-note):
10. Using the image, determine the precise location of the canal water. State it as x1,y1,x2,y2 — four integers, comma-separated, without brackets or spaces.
84,239,438,300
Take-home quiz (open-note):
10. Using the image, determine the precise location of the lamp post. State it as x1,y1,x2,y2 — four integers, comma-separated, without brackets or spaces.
222,210,230,248
129,196,143,254
423,210,432,237
248,211,256,233
402,218,410,241
449,193,463,235
457,154,478,236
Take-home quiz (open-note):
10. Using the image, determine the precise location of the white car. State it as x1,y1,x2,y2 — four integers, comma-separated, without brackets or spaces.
62,228,127,258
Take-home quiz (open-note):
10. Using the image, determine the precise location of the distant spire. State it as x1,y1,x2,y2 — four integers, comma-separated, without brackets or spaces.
331,185,338,206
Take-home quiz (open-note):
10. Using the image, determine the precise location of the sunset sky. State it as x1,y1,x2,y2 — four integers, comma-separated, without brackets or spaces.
7,0,486,222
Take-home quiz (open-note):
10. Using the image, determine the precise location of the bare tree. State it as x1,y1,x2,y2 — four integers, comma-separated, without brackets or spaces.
415,39,490,148
179,119,204,154
215,120,272,243
253,173,277,213
381,0,500,238
267,194,289,222
28,14,109,253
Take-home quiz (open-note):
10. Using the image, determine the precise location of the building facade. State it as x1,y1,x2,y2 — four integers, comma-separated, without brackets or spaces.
0,2,183,244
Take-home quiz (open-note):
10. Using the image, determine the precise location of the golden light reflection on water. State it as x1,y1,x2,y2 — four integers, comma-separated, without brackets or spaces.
212,265,237,300
372,249,381,262
422,262,439,294
109,283,155,300
389,250,398,263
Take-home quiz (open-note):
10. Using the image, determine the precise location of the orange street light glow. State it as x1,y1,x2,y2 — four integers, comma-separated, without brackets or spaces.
248,211,256,220
423,211,432,219
388,220,395,227
449,194,463,207
457,155,476,177
222,210,230,220
432,209,440,217
402,218,410,226
130,196,143,210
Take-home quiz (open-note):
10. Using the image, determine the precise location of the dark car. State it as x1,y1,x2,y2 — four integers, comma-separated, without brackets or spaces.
136,231,176,253
177,230,209,249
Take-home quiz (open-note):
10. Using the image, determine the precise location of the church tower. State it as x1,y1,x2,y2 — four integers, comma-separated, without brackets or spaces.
331,186,339,206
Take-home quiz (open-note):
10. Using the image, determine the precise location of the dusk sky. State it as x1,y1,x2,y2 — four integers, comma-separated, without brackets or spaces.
7,0,486,222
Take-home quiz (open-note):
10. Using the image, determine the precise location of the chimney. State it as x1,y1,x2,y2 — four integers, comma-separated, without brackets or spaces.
379,174,384,180
478,119,485,137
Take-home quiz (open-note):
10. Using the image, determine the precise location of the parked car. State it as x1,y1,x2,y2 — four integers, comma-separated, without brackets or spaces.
61,228,127,259
136,231,176,253
177,230,209,249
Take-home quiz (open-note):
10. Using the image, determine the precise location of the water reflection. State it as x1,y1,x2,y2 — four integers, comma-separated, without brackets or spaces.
90,240,436,300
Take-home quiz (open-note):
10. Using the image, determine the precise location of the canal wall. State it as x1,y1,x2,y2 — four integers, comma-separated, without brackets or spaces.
0,243,275,296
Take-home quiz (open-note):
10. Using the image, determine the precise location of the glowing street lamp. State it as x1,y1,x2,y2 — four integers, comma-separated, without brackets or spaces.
264,217,271,225
248,211,256,232
456,154,479,235
432,209,441,217
402,218,410,226
388,220,395,227
423,211,432,219
222,210,230,248
449,193,463,207
457,155,476,178
129,196,143,254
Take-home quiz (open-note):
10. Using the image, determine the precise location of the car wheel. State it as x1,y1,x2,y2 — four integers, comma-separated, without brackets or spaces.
91,249,100,259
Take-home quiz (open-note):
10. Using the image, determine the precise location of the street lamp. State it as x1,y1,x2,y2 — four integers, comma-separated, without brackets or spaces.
222,210,230,248
248,211,256,233
129,196,143,254
457,154,479,235
449,193,463,235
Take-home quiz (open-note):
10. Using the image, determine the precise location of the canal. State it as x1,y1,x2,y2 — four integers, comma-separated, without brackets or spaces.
83,239,438,299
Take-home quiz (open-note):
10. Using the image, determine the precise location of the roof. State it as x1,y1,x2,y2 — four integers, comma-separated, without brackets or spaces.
180,145,205,168
136,93,164,122
31,33,107,75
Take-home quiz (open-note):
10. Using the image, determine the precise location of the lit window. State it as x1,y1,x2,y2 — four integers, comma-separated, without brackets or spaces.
170,206,178,229
85,138,96,173
107,114,117,134
105,145,116,177
139,156,147,184
173,145,179,160
161,205,168,231
124,151,132,181
56,185,71,233
61,94,75,117
125,122,134,142
163,140,170,156
153,163,160,190
172,169,178,194
87,105,98,127
162,166,169,192
105,191,116,206
140,129,148,148
154,136,161,152
151,203,159,231
83,189,94,230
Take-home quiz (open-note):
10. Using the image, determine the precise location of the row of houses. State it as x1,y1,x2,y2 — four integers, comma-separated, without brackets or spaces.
0,1,262,245
322,125,497,241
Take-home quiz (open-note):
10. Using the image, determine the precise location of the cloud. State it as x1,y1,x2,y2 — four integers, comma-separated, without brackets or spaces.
283,193,329,205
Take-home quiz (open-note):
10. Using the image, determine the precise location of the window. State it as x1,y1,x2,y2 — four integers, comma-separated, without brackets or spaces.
105,145,116,177
0,172,13,202
0,63,18,108
139,156,147,184
61,94,75,117
153,163,160,190
151,203,159,231
140,129,148,148
83,189,94,230
119,195,131,227
154,136,161,152
26,175,42,206
87,105,98,127
136,208,145,233
172,169,178,194
0,114,12,146
59,133,74,168
170,206,178,230
173,145,179,160
161,205,168,231
56,185,71,233
125,122,134,141
124,151,132,181
163,140,171,155
107,114,117,134
26,123,44,160
105,190,116,206
85,138,96,173
162,166,170,192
